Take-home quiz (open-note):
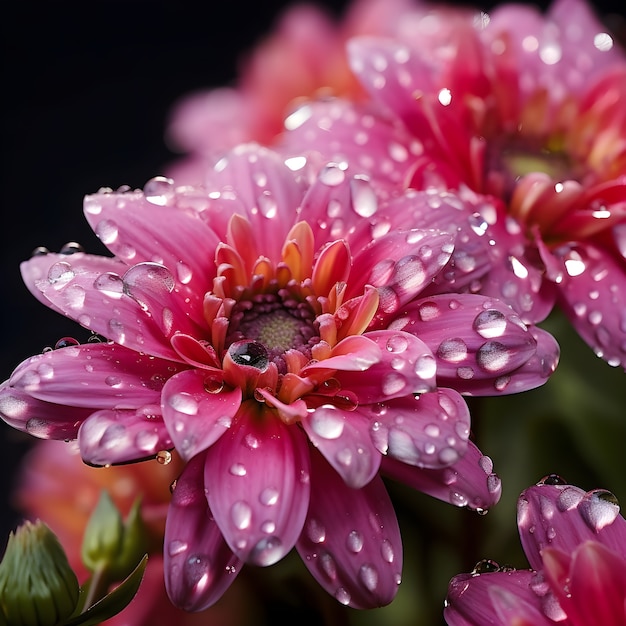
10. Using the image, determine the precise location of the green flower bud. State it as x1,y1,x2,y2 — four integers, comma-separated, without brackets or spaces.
0,520,79,626
81,491,147,581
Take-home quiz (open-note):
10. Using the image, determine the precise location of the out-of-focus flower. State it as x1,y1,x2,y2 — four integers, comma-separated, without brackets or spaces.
444,475,626,626
164,0,414,183
281,0,626,367
0,144,558,609
13,439,256,625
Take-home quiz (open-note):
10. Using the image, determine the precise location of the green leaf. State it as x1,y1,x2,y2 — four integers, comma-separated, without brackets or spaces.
64,555,148,626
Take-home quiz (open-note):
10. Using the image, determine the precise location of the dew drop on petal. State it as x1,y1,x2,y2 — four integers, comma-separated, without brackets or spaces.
231,500,252,530
259,487,279,506
556,486,584,511
319,164,346,186
306,518,326,544
579,489,620,531
251,537,284,566
414,354,437,379
310,410,344,439
144,176,175,206
335,587,351,605
386,334,409,353
229,463,247,477
183,554,212,593
346,530,364,553
476,341,510,372
168,540,188,556
473,309,507,338
135,429,159,451
359,564,379,592
382,372,407,395
437,338,468,362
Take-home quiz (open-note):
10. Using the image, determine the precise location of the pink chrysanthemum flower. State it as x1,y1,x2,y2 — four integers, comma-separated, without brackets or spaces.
164,0,414,184
444,475,626,626
0,144,558,609
280,0,626,367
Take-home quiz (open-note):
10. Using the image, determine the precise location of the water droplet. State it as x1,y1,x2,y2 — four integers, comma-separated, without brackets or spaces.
476,341,510,372
335,587,351,605
183,554,211,592
54,337,80,349
250,536,283,566
229,463,247,477
539,474,567,486
306,518,326,544
319,163,346,186
257,191,278,218
382,372,407,395
156,450,172,465
418,301,440,321
310,410,344,439
437,338,468,362
144,176,175,206
259,487,279,506
471,559,500,575
359,564,379,591
135,429,159,451
473,309,507,338
231,501,252,530
351,177,378,217
414,354,436,379
579,489,620,531
386,334,409,353
346,530,364,553
168,392,199,416
168,540,188,556
47,262,75,285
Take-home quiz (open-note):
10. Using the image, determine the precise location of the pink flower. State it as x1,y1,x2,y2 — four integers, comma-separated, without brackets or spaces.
164,0,414,184
444,475,626,626
280,0,626,367
0,144,558,609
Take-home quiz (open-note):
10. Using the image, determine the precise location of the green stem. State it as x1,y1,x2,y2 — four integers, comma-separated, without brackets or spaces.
81,565,110,611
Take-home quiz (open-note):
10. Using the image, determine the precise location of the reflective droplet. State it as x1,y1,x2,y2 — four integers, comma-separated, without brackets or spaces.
156,450,172,465
359,564,379,591
310,410,344,439
437,338,468,362
144,176,175,206
476,341,510,372
231,501,252,530
346,530,364,553
250,536,283,566
473,309,507,338
579,489,620,531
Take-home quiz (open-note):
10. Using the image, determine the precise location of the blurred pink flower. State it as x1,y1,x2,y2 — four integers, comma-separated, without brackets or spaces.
13,440,253,625
164,0,415,184
444,476,626,626
281,0,626,367
0,144,558,609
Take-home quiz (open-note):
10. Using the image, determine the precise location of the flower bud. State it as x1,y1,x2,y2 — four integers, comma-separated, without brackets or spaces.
0,520,79,626
81,491,147,580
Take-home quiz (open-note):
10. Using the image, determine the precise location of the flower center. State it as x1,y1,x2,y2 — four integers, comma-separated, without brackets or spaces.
226,291,319,374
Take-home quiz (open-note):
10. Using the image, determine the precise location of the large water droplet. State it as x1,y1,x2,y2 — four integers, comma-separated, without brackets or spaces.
476,341,510,372
144,176,175,206
231,500,252,530
310,410,344,439
473,309,507,338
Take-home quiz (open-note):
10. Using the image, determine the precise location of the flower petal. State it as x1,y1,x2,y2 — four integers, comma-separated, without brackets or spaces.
302,405,381,489
0,383,92,440
161,369,242,461
347,228,455,313
554,241,626,368
204,401,310,566
444,569,551,626
83,184,220,307
334,329,437,402
517,483,626,572
366,388,471,469
20,253,183,362
393,293,548,394
204,143,307,258
6,343,184,409
164,452,242,612
296,447,402,609
381,439,502,512
78,408,173,466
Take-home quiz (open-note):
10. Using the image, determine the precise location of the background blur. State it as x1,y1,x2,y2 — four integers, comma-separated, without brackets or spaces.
2,1,625,624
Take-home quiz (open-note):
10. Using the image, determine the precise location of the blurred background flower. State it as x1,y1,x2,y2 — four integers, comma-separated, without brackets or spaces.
2,1,625,625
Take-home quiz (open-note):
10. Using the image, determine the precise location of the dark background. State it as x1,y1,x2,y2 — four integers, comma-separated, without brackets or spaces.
1,3,625,619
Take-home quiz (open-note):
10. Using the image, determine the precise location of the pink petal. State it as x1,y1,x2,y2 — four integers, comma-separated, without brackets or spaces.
280,98,416,201
334,329,437,402
381,439,502,512
392,293,549,394
0,383,92,440
301,334,381,375
20,253,183,362
554,241,626,368
83,185,219,308
164,452,242,612
444,569,551,626
565,541,626,626
517,483,626,572
204,402,311,566
296,447,403,609
347,229,455,313
7,343,184,409
365,388,471,469
161,369,242,461
302,405,381,488
20,251,126,314
203,143,307,258
78,408,173,466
